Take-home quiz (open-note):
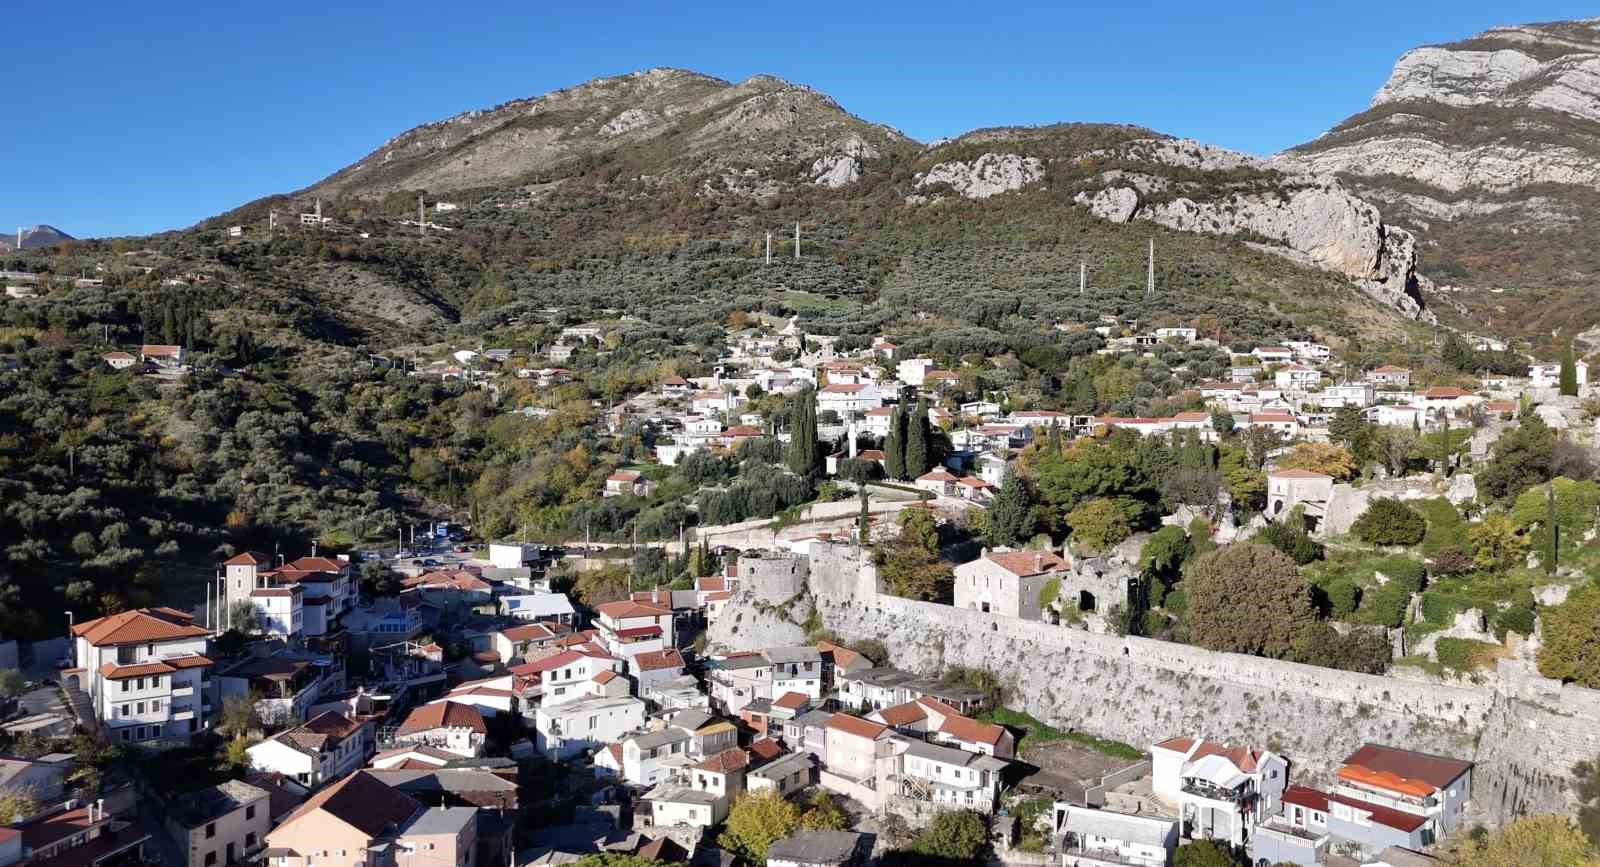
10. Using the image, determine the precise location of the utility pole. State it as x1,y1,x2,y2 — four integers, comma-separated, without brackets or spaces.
269,210,277,236
418,195,426,236
1080,262,1086,297
765,232,772,265
794,222,800,261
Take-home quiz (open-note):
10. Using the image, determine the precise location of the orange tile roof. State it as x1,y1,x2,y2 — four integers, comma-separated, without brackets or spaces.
634,648,686,671
592,670,620,685
1268,468,1332,479
817,641,862,669
939,712,1005,746
224,551,271,566
825,714,888,739
1154,736,1196,753
692,747,750,774
284,556,346,573
595,600,671,619
986,549,1069,577
72,608,209,646
773,692,810,711
397,701,486,736
747,738,784,763
876,701,928,727
165,654,215,669
99,660,175,680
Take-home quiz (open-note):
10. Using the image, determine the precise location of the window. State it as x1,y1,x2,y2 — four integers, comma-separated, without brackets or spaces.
246,833,257,847
205,852,217,866
206,823,216,838
121,680,131,693
136,702,145,714
246,805,256,820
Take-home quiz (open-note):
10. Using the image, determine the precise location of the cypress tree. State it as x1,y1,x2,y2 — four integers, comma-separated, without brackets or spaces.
787,389,818,477
884,405,906,480
857,487,871,544
905,400,930,478
1559,342,1579,396
988,468,1034,546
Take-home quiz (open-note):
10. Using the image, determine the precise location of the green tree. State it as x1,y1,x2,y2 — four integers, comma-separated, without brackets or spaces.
719,791,801,863
1329,405,1374,467
1447,814,1600,867
1538,585,1600,688
799,790,849,830
905,400,930,478
572,855,687,867
1375,425,1419,478
1172,839,1246,867
884,405,907,480
1186,544,1314,658
1561,342,1581,397
1467,514,1529,570
1209,408,1235,437
1511,478,1600,572
1277,442,1357,480
1479,411,1556,501
987,469,1034,547
1351,498,1427,546
1574,755,1600,846
876,509,952,601
910,809,989,862
1066,498,1133,553
0,791,38,824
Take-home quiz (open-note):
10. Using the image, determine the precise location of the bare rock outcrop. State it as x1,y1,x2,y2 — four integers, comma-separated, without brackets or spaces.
810,134,880,188
915,153,1044,199
1070,138,1433,321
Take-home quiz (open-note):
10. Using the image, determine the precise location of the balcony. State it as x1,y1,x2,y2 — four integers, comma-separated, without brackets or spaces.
1180,779,1248,805
171,685,195,698
1060,845,1164,867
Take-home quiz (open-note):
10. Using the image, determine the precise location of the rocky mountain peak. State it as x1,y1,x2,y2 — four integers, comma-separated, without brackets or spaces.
1370,19,1600,121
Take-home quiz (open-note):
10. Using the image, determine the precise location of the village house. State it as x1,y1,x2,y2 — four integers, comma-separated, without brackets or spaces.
166,780,272,867
815,383,884,418
913,468,959,497
1370,403,1425,429
1368,365,1412,387
1251,346,1293,365
1052,803,1179,867
868,696,1015,759
492,621,569,663
953,548,1071,621
1247,411,1300,438
509,643,625,710
500,591,576,625
102,351,138,370
66,607,214,748
1319,382,1376,409
15,799,149,867
1150,736,1288,847
604,469,655,498
261,772,423,867
533,695,647,760
1274,365,1321,393
818,715,894,805
1529,360,1588,389
766,830,871,867
892,738,1008,814
139,344,186,367
593,600,675,661
394,701,488,757
1335,744,1473,840
643,746,749,829
246,711,375,789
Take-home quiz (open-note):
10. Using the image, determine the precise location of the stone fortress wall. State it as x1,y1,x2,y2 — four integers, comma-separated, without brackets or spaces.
711,538,1600,825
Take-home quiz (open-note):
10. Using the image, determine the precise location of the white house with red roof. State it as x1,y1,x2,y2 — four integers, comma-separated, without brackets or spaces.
643,746,750,828
661,375,691,397
68,607,214,747
224,552,353,637
428,677,520,719
914,468,959,497
868,696,1015,759
1416,386,1482,418
394,701,488,757
509,643,625,711
139,343,186,367
862,406,895,437
1367,365,1412,387
815,382,884,418
1334,744,1473,839
1150,736,1288,847
1274,364,1321,393
952,549,1071,621
491,621,570,664
603,469,655,498
631,648,688,690
102,350,138,370
593,600,675,660
1251,346,1293,365
250,585,304,638
1247,411,1300,438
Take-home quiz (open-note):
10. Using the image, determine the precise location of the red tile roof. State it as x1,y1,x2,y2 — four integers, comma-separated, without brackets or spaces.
1154,736,1195,753
692,747,750,774
1340,744,1472,790
939,712,1006,746
224,551,271,566
825,714,888,739
876,702,928,727
747,738,784,763
1281,785,1330,812
99,660,175,680
71,608,208,646
773,692,810,711
284,556,346,573
593,670,620,685
986,550,1069,577
595,600,671,620
274,770,420,838
397,701,486,736
1328,792,1428,832
616,625,663,640
634,648,686,672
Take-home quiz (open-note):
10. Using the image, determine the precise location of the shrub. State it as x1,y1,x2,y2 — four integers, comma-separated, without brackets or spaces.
1325,580,1361,619
1493,604,1537,640
1253,520,1324,565
1436,637,1501,673
1357,582,1412,628
1420,592,1458,625
1428,545,1474,578
1375,556,1426,592
1352,498,1427,546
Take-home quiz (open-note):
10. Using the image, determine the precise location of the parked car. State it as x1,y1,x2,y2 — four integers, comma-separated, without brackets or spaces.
421,558,440,567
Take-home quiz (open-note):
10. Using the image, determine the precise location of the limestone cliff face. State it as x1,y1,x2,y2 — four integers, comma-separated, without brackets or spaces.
1069,139,1432,322
1280,18,1600,296
913,153,1045,199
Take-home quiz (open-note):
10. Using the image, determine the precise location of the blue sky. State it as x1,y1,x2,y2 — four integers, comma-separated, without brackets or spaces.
4,1,1593,238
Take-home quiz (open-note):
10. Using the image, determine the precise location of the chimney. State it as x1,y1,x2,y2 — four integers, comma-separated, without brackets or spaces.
1035,552,1044,572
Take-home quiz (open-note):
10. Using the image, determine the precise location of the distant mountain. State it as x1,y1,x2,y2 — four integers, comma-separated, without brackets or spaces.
1279,18,1600,342
0,224,74,251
